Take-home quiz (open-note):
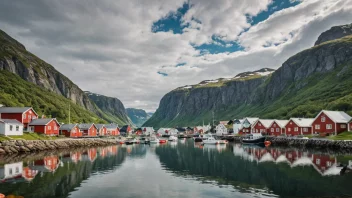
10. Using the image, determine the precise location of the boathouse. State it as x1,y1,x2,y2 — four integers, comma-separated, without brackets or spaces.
0,107,38,130
0,119,23,136
28,118,60,136
285,118,314,136
95,124,107,136
78,123,97,137
312,110,351,135
252,119,274,134
60,124,82,137
268,120,289,136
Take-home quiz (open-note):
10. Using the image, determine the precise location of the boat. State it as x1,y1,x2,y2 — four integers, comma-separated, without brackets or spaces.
150,137,159,144
124,138,136,145
168,135,178,141
202,136,220,145
242,134,266,144
159,139,168,143
140,137,150,144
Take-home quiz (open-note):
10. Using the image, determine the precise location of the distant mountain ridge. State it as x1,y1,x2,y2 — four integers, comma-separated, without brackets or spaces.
126,108,151,127
144,23,352,128
0,29,130,125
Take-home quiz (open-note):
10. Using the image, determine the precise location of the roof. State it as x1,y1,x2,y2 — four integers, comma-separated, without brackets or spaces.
120,125,130,132
219,121,228,125
95,124,106,129
78,123,95,130
0,119,23,125
29,118,57,126
233,119,243,124
290,118,314,127
244,117,259,124
176,127,186,132
59,124,77,131
0,107,35,114
274,120,289,128
105,123,118,129
319,110,352,123
257,119,275,128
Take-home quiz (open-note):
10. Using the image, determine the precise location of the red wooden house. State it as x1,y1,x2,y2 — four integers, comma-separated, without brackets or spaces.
349,120,352,132
106,123,119,136
96,124,107,136
0,107,38,129
239,117,259,134
32,156,60,172
60,124,82,137
71,151,82,163
78,123,97,137
312,110,351,135
28,118,60,136
268,120,289,136
252,119,274,134
285,118,314,136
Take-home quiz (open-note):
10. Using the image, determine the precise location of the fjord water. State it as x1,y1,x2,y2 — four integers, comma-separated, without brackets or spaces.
1,140,352,198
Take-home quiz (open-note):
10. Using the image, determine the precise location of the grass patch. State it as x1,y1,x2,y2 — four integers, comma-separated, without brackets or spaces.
328,131,352,140
0,132,65,141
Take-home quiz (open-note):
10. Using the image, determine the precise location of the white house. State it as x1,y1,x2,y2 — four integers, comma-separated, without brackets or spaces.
0,162,23,181
142,127,154,135
157,128,172,135
216,123,228,136
233,119,243,134
0,119,23,136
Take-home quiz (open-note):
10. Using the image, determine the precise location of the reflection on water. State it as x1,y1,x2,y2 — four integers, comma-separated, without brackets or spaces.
0,140,352,198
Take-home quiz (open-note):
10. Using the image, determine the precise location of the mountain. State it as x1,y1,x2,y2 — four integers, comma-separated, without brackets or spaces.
126,108,150,127
87,92,132,125
144,23,352,128
0,29,129,125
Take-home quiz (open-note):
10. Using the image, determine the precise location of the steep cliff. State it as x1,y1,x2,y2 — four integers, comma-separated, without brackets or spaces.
145,23,352,128
87,92,132,126
126,108,150,127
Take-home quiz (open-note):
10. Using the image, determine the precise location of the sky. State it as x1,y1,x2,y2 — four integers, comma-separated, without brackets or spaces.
0,0,351,112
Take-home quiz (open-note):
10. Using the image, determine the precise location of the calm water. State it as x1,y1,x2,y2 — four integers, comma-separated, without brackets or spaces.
1,139,352,198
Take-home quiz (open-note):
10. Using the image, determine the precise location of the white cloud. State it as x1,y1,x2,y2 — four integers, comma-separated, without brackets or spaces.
0,0,351,112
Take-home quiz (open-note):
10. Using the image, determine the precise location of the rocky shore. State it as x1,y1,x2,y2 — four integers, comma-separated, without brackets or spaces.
229,136,352,151
0,138,119,155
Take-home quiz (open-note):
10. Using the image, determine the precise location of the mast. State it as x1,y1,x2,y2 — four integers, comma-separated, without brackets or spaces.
69,104,71,124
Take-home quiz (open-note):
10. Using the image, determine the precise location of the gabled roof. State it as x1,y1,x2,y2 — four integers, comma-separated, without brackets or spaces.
29,118,58,126
120,125,130,132
0,119,23,125
233,119,243,124
78,123,96,130
105,123,118,129
219,121,228,125
0,107,37,115
290,118,314,127
60,124,77,131
273,120,289,128
318,110,352,123
257,119,275,128
244,117,259,124
95,124,106,129
176,127,186,132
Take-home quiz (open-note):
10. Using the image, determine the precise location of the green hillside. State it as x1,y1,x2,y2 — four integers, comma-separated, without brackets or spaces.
0,70,105,124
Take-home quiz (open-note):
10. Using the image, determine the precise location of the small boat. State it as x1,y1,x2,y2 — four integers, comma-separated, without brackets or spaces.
242,134,266,144
140,137,150,144
202,137,219,145
159,139,167,144
125,138,135,145
150,137,159,144
168,135,178,141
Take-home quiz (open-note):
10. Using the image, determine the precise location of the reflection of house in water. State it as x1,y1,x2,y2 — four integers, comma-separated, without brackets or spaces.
71,152,82,163
22,166,39,181
0,162,23,182
100,147,109,158
82,148,98,162
108,145,118,155
30,156,60,173
232,145,348,176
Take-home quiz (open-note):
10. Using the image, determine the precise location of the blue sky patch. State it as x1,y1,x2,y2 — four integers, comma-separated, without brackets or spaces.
157,71,168,76
248,0,302,25
176,62,186,67
152,3,190,34
193,36,244,54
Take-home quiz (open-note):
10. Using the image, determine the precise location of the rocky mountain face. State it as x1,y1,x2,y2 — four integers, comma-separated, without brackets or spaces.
0,30,96,111
145,23,352,128
126,108,150,127
87,92,132,125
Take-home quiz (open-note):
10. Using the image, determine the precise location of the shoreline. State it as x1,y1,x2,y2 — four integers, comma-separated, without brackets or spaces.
0,138,119,155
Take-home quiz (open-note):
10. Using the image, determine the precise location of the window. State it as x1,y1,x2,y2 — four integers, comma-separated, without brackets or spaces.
326,124,332,129
15,167,19,173
341,124,346,129
256,129,258,133
271,128,274,132
316,159,320,165
294,127,298,132
9,125,13,131
48,126,51,130
303,128,308,132
23,114,26,119
9,168,12,175
315,124,320,129
321,116,326,122
327,161,332,167
16,126,19,131
54,126,57,130
273,124,276,127
276,128,280,132
288,128,291,132
290,122,292,125
48,160,52,165
259,123,261,126
28,115,31,119
288,154,292,158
